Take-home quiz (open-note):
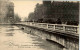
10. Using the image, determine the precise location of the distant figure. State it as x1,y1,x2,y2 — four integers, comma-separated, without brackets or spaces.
21,27,24,30
57,18,62,24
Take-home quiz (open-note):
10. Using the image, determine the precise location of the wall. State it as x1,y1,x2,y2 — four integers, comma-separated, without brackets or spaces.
16,24,79,50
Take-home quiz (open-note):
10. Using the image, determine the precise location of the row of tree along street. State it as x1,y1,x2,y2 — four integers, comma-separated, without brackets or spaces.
25,1,79,25
14,14,21,23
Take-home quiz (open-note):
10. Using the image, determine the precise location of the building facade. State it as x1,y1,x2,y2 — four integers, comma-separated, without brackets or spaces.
6,2,14,23
43,1,79,25
0,0,14,23
51,1,79,25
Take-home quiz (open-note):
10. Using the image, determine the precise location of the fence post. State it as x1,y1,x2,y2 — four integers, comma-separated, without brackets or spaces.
77,27,79,34
47,24,48,29
54,25,55,30
63,25,65,31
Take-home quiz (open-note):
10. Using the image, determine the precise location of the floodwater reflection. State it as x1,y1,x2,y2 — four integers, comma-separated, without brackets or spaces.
0,25,63,50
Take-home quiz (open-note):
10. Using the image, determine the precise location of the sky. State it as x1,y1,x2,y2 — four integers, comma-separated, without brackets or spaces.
11,0,42,21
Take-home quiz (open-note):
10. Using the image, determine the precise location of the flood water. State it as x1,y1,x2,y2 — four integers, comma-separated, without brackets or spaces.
0,25,63,50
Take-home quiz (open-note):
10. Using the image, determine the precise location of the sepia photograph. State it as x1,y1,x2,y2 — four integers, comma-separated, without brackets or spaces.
0,0,79,50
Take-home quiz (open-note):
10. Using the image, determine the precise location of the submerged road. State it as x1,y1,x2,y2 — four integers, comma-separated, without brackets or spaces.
0,25,63,50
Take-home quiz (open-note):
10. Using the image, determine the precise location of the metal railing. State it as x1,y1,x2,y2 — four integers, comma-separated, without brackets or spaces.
16,22,79,34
